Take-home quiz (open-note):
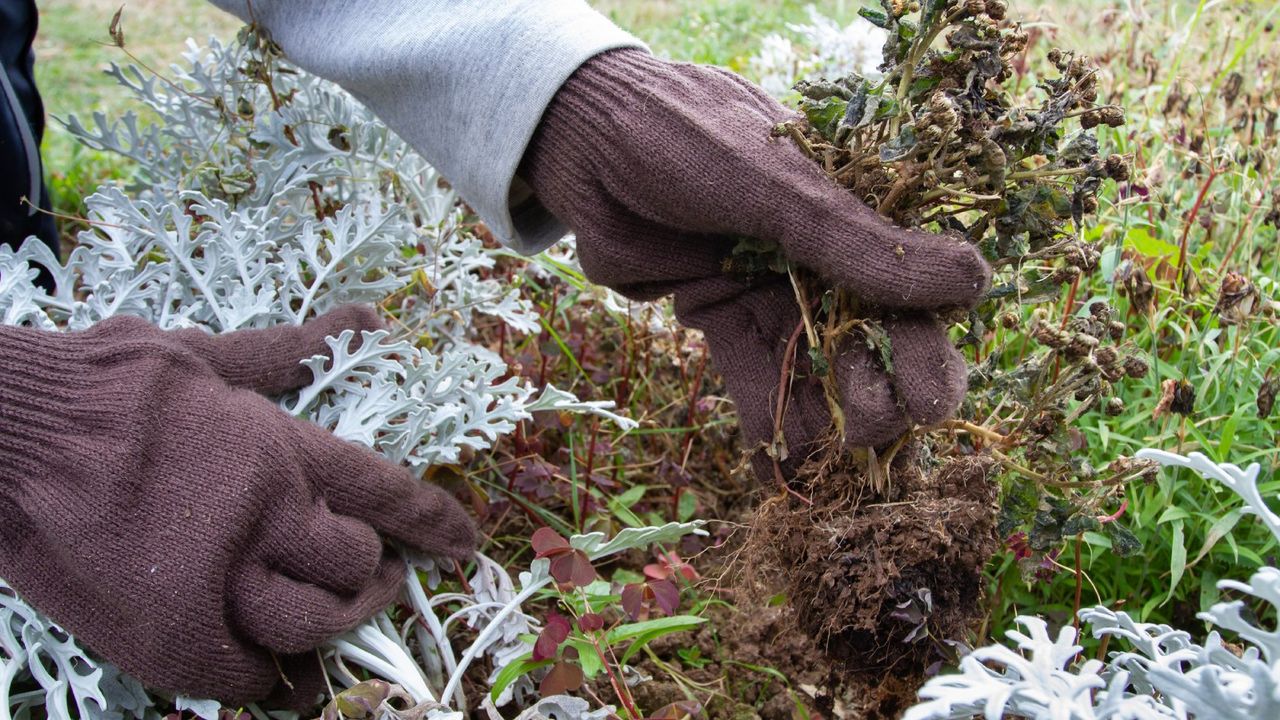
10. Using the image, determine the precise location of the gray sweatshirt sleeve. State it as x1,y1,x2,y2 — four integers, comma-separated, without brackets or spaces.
206,0,646,254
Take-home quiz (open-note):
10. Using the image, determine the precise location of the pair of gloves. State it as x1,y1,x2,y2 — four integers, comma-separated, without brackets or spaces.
0,49,988,705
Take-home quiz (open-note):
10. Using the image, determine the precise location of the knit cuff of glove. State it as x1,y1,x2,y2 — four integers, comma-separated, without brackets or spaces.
523,49,669,189
0,324,116,477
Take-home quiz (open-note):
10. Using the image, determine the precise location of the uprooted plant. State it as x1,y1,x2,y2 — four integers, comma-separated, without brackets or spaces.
736,0,1150,686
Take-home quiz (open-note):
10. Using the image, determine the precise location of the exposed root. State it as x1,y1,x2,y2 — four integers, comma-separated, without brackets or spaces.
738,449,1000,680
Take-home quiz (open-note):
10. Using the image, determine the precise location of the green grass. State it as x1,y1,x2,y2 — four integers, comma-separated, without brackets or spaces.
33,0,239,219
598,0,860,68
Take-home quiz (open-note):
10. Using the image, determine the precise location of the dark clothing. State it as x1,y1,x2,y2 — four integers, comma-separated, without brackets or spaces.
1,0,58,262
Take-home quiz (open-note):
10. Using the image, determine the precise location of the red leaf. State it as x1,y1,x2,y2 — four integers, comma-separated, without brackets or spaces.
539,660,584,697
649,578,680,617
665,551,700,581
550,550,596,588
549,554,574,585
620,583,645,621
578,612,605,632
532,527,570,558
568,550,596,587
643,563,672,581
533,612,571,661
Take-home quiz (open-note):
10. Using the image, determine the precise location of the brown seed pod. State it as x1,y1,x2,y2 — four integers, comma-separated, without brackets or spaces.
1114,260,1155,311
1124,355,1149,379
1154,379,1196,418
1213,271,1260,326
1105,154,1131,181
1099,106,1126,127
1065,333,1099,359
1259,369,1279,419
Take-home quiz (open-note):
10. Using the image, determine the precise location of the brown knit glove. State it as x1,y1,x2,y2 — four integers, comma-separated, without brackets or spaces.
522,49,992,478
0,306,476,706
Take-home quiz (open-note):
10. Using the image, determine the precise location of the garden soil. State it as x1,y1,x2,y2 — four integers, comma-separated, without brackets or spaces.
626,450,1000,718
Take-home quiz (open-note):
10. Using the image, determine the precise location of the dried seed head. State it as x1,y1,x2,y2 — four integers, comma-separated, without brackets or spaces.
1259,370,1278,419
1003,26,1027,53
1123,355,1149,379
1065,333,1099,359
966,0,987,17
1114,260,1155,310
1100,106,1126,127
1105,154,1130,181
1214,271,1260,326
1032,324,1069,349
1095,346,1118,367
1108,320,1125,341
1053,264,1083,284
986,0,1008,20
1029,410,1061,437
1153,378,1196,418
1223,72,1244,107
1065,245,1100,272
1105,397,1126,416
999,311,1020,329
1081,110,1101,130
1101,362,1126,383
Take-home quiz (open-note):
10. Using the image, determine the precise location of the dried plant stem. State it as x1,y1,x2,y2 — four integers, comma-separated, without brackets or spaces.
786,123,815,158
941,419,1008,445
788,268,846,437
1072,533,1085,632
990,449,1047,482
1007,166,1092,181
773,318,813,506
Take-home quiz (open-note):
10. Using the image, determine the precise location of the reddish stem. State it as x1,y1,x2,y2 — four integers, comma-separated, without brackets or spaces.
1053,274,1082,383
587,630,640,718
773,320,814,506
679,348,709,461
1097,498,1129,524
1176,166,1222,296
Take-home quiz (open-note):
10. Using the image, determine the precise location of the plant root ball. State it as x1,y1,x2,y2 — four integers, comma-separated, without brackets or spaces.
738,452,999,675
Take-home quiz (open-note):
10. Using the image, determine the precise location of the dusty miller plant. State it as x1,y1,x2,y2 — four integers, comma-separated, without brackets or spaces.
748,5,888,98
904,448,1280,720
0,26,666,719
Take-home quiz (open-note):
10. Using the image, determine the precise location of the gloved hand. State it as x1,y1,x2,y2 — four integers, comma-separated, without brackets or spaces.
0,306,476,706
522,49,991,478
